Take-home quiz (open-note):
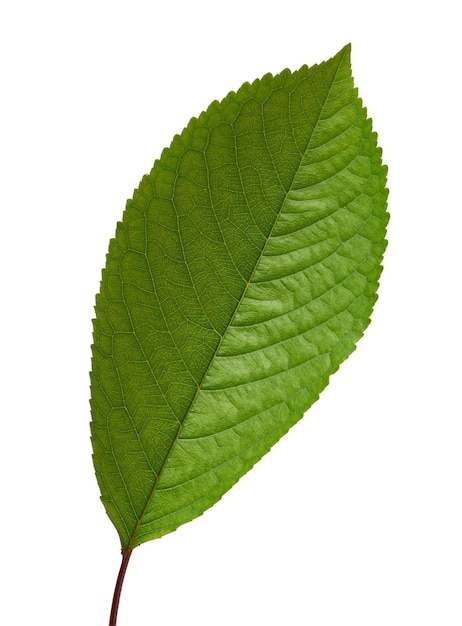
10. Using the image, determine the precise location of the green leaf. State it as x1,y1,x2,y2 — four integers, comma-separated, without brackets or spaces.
90,44,388,553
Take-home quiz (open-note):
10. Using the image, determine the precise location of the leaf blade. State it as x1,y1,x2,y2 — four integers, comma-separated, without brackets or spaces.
91,44,388,550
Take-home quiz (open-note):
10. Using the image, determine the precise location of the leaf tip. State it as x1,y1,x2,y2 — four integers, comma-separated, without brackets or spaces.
337,42,352,63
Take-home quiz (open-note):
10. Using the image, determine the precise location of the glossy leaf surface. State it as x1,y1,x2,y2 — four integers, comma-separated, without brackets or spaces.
90,45,388,552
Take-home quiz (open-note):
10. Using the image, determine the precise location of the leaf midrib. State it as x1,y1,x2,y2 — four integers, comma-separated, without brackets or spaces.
126,50,347,551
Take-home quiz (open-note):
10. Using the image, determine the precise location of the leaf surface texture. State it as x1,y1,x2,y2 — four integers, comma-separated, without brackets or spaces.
90,45,388,551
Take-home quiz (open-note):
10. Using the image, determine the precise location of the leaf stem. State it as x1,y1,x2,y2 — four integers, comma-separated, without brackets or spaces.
109,548,133,626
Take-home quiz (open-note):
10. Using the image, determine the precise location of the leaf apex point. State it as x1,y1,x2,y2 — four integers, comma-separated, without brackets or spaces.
337,43,352,64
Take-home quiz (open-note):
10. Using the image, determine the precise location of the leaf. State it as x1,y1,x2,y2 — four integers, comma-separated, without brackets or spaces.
90,44,388,556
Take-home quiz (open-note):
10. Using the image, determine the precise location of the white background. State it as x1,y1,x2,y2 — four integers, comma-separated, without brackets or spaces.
1,1,460,624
